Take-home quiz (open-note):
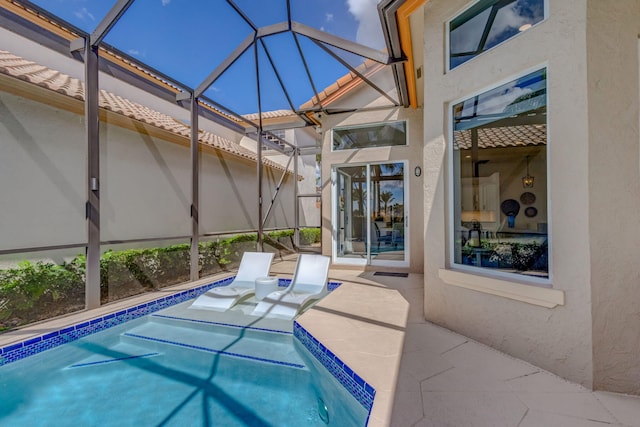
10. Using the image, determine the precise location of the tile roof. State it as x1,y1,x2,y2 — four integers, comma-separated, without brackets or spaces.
0,49,292,174
242,110,298,121
298,59,385,110
453,124,547,150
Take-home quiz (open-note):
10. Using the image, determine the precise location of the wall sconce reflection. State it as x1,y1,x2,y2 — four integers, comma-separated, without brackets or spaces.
522,155,534,188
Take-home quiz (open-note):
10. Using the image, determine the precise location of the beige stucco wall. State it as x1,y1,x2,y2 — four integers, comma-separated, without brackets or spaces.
586,0,640,394
0,91,86,251
0,89,295,254
422,0,596,388
320,105,425,273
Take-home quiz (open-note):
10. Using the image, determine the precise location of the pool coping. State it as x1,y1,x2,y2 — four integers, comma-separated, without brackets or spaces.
295,280,409,427
293,320,376,415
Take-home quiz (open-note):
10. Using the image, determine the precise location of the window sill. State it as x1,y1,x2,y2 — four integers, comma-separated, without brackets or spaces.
438,269,565,308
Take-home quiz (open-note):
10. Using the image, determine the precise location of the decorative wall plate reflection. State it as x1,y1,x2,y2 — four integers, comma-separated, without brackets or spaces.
520,192,536,205
501,199,520,216
524,207,538,218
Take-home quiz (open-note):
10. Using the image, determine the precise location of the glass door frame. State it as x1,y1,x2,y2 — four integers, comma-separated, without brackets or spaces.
331,160,409,267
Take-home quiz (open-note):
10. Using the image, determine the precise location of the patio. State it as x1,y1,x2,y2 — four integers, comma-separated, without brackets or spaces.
269,258,640,427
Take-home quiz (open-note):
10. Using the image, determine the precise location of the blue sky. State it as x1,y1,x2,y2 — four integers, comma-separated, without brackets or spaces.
30,0,385,115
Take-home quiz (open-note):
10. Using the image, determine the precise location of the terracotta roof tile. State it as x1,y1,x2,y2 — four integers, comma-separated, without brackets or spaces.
453,125,547,150
299,59,384,110
0,49,291,174
242,109,298,121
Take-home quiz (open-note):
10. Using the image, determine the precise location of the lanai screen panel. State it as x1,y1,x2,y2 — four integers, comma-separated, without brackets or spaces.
102,1,253,89
22,0,397,120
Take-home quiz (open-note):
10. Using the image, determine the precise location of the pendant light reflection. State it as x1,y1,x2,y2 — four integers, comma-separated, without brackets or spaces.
522,155,535,188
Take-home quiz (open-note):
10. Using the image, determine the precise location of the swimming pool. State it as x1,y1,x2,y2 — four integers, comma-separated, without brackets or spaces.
0,278,372,426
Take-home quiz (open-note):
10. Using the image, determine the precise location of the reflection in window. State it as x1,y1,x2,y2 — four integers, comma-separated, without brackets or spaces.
449,0,545,69
452,69,548,279
332,121,407,151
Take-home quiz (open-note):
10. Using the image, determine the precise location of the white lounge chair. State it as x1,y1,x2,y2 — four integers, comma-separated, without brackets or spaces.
251,254,330,320
189,251,274,312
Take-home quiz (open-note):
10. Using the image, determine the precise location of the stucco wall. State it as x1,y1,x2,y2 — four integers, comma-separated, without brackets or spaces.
0,89,295,253
422,0,595,387
586,0,640,394
0,91,86,250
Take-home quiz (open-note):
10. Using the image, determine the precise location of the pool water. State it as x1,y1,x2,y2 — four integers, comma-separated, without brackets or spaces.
0,300,368,426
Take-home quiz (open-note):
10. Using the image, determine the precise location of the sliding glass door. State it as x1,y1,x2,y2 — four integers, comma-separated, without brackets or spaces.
333,162,407,267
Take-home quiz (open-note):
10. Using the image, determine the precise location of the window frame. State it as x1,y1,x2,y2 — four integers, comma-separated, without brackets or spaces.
446,0,549,72
330,120,408,152
446,64,552,288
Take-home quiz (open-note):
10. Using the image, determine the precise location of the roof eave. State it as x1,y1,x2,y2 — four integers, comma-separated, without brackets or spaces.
378,0,426,109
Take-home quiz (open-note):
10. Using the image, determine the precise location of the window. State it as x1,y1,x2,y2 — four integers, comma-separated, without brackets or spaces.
332,121,407,151
451,68,548,279
449,0,546,70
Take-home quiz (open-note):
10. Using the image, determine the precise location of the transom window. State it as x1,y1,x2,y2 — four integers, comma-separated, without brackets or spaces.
332,121,407,151
451,68,548,279
449,0,546,70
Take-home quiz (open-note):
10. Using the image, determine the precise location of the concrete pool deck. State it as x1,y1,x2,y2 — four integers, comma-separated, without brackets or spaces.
272,258,640,427
2,255,640,426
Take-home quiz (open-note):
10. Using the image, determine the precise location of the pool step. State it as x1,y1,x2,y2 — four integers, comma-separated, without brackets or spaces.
148,313,293,344
66,341,162,369
121,318,306,369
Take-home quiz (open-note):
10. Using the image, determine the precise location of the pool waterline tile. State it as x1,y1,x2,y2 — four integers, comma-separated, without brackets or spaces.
293,321,376,413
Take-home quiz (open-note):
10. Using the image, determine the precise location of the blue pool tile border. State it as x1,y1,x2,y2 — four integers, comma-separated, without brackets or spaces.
293,321,376,414
0,276,342,367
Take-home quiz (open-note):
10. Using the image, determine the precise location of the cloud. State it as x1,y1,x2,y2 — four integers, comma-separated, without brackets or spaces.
74,7,95,22
451,2,545,53
476,83,532,115
128,49,140,56
325,13,334,22
346,0,385,49
486,5,529,46
161,0,171,5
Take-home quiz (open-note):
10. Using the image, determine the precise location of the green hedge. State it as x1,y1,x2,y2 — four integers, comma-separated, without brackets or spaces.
0,228,320,331
299,228,321,245
0,260,84,330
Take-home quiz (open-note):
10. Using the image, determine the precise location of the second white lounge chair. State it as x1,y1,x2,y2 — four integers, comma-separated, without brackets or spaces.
189,251,274,312
251,254,330,320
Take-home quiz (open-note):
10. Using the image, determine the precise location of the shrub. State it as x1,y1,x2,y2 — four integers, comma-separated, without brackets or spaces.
199,240,224,276
299,228,321,245
0,260,84,325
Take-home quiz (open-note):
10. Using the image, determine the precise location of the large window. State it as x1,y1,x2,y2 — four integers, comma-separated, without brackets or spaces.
451,68,548,279
332,121,407,151
449,0,546,70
